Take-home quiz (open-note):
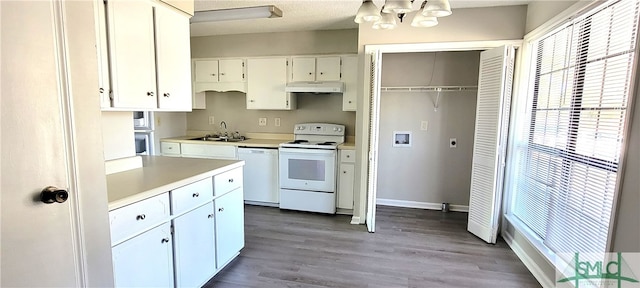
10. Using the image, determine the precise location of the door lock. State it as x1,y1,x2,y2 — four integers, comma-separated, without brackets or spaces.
40,186,68,204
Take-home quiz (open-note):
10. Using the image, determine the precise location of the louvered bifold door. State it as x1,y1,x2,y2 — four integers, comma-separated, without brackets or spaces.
366,50,382,233
467,45,515,244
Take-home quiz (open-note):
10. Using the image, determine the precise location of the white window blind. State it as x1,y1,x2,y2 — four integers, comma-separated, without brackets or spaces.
512,0,639,255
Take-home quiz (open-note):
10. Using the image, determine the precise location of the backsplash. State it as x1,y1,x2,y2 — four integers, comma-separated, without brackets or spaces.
186,92,356,136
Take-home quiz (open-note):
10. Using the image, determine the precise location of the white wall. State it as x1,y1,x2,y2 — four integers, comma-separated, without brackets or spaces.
101,111,135,161
188,29,359,136
377,51,480,206
153,112,187,154
187,92,356,136
525,1,578,34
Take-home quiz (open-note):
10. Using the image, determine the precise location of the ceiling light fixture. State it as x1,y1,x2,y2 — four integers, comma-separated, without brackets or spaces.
355,0,451,28
373,8,397,30
354,0,381,23
190,5,283,23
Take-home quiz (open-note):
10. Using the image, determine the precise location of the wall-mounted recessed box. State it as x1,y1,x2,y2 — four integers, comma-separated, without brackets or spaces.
393,131,412,147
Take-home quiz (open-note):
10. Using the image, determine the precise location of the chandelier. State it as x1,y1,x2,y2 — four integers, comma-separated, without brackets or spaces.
354,0,452,29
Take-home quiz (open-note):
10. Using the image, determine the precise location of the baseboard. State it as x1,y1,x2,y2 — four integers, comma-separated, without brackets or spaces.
350,216,361,225
244,200,279,207
376,198,469,212
502,232,554,288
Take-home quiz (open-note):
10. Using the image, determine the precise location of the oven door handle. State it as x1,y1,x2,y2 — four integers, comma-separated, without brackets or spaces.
279,147,336,155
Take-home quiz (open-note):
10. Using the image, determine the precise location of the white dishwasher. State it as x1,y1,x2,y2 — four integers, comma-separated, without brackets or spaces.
237,147,279,206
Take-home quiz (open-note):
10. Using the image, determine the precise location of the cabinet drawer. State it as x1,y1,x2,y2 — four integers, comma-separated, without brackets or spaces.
214,167,243,196
161,142,181,155
181,143,237,159
340,150,355,163
109,193,170,245
171,177,214,215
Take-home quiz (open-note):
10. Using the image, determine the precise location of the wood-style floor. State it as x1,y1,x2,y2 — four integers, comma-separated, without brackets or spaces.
204,205,540,288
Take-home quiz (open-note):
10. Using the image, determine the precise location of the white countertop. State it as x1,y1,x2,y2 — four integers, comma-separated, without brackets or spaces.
107,156,244,210
161,136,285,148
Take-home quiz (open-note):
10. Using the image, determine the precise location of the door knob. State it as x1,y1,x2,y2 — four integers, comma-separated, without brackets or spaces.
40,186,68,204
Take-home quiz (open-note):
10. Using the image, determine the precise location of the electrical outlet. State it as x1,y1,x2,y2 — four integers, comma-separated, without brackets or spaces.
208,116,215,125
450,138,457,148
258,117,267,126
274,118,281,127
421,121,429,131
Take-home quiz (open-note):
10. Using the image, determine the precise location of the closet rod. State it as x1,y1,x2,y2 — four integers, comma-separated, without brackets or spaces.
380,86,478,92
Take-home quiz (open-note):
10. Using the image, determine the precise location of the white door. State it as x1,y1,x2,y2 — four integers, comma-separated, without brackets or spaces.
107,0,157,109
365,50,383,233
195,60,219,82
173,203,216,287
155,4,192,111
2,1,113,286
218,59,245,82
112,223,174,288
316,56,341,81
467,45,515,244
291,57,316,82
215,189,245,268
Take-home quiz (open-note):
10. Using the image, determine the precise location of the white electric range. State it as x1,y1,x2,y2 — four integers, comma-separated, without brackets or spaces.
278,123,345,214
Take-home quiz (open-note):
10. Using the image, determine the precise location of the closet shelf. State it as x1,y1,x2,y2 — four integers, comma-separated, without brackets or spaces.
380,86,478,112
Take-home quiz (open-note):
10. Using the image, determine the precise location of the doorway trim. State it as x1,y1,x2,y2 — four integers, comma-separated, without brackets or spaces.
357,39,523,231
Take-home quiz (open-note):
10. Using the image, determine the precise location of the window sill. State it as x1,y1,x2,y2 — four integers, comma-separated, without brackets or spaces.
503,213,557,267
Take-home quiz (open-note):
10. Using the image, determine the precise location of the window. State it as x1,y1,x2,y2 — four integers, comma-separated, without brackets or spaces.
510,0,639,256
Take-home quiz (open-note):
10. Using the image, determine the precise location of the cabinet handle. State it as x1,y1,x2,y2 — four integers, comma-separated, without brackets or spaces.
228,178,234,183
343,171,347,174
218,207,224,212
320,72,324,75
208,214,214,218
348,101,352,103
346,155,350,158
147,91,154,97
211,73,216,76
308,72,312,75
136,214,146,220
99,88,104,94
250,100,255,102
221,73,225,76
163,93,170,97
161,238,170,243
192,192,199,197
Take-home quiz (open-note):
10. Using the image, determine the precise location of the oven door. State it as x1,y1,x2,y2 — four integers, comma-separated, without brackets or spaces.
279,147,336,192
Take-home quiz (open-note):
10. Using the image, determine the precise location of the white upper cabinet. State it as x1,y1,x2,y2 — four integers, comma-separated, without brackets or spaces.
291,56,341,82
194,59,245,83
247,57,296,110
95,0,111,109
155,4,192,111
106,0,157,110
341,55,357,111
101,0,192,111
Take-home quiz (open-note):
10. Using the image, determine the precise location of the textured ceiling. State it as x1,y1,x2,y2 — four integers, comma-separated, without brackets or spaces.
191,0,530,37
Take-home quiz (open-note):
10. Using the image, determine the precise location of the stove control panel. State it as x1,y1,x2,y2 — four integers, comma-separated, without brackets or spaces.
293,123,345,136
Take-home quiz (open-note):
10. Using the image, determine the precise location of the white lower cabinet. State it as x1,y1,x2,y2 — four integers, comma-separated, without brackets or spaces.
173,203,216,288
112,222,174,288
337,150,356,210
110,167,246,288
214,188,245,268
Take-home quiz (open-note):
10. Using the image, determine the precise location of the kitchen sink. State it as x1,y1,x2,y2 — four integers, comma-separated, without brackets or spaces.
188,137,247,142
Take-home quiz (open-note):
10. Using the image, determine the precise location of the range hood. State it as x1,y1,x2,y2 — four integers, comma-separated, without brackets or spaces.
285,81,344,93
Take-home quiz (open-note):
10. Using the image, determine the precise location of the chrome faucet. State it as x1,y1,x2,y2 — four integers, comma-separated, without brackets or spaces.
220,121,228,137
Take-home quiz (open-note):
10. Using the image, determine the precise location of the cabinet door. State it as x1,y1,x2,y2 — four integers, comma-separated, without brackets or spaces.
155,5,192,111
194,60,219,82
107,0,157,109
173,203,216,288
337,163,355,209
95,0,111,108
247,58,295,110
112,223,174,288
316,56,341,81
341,55,357,111
219,59,245,82
215,188,245,269
291,57,315,82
